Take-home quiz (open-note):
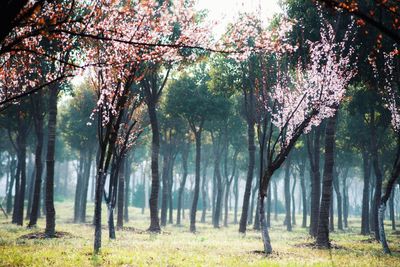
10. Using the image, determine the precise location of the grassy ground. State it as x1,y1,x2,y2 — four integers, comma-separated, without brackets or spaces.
0,202,400,266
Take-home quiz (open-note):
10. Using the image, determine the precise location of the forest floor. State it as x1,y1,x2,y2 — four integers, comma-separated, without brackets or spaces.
0,202,400,266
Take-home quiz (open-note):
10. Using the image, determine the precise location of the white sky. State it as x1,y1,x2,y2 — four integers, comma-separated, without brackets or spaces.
196,0,282,36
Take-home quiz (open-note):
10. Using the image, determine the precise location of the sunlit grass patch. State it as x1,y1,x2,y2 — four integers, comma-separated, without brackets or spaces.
0,202,399,266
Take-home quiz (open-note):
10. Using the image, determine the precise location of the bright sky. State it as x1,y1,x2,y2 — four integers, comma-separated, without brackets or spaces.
196,0,282,36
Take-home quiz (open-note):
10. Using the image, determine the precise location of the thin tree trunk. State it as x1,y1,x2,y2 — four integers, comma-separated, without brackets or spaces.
117,156,125,229
300,157,307,228
284,158,292,231
239,117,255,233
259,173,272,254
361,149,371,234
291,175,296,226
74,152,84,223
124,158,130,223
160,150,169,226
273,180,278,221
316,114,337,248
266,185,271,228
13,115,27,226
168,156,174,224
80,150,92,223
190,131,202,232
233,173,239,224
333,169,343,230
6,157,16,214
308,126,321,237
28,92,44,227
45,85,58,237
378,137,400,254
147,100,161,232
177,143,188,226
329,196,334,232
201,156,209,223
342,175,349,228
390,191,395,230
371,109,383,241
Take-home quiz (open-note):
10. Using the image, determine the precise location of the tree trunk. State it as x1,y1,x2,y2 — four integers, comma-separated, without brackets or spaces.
273,181,278,221
308,126,321,237
316,114,337,248
11,163,21,224
371,109,383,241
342,177,348,227
239,117,255,233
259,172,272,254
213,156,222,228
390,191,395,230
124,158,130,223
25,161,35,220
147,100,161,232
177,143,188,226
190,131,202,232
233,174,239,224
6,157,16,214
74,152,84,223
117,156,125,229
284,159,292,231
300,158,307,228
13,115,27,226
291,175,296,226
333,169,343,230
201,156,209,223
168,156,174,224
342,175,349,228
266,185,271,228
80,150,92,223
160,151,170,227
361,149,371,234
28,91,44,227
378,137,400,254
45,85,58,237
329,196,334,232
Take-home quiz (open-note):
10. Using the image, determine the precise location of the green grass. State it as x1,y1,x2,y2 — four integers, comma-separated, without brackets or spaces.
0,202,400,266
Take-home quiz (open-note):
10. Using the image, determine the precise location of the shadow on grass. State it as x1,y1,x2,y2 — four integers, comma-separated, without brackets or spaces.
18,231,74,239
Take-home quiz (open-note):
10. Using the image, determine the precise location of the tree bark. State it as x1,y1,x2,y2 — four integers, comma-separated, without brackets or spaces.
300,157,307,228
342,174,349,228
272,180,278,221
371,109,383,241
74,152,84,223
124,158,130,223
233,173,239,224
80,150,93,223
333,169,343,230
45,85,58,237
239,116,255,233
177,142,188,226
160,149,170,226
284,158,292,231
28,92,44,227
316,114,337,248
117,156,125,229
361,148,371,234
291,175,296,226
201,155,209,223
147,100,161,232
190,131,202,232
12,113,27,226
308,126,322,237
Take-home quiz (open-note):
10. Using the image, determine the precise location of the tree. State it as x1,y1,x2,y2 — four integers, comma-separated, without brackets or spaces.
166,66,229,232
60,81,97,223
252,21,355,253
